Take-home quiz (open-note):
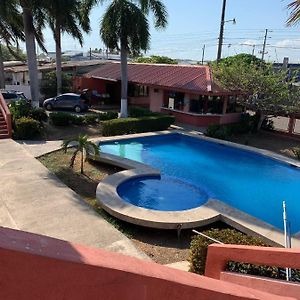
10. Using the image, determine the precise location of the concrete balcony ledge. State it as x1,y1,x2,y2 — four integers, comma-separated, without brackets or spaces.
0,227,295,300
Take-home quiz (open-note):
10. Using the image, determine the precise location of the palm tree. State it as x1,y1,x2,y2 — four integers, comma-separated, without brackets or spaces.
45,0,93,95
99,0,168,118
62,134,100,174
287,1,300,25
19,0,47,108
0,0,24,89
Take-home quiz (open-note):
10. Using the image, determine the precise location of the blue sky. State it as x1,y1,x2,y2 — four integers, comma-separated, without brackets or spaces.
41,0,300,63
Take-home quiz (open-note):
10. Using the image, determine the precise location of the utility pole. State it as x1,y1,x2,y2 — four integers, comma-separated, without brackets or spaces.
261,29,268,61
89,48,92,60
217,0,227,61
252,44,256,56
201,44,206,65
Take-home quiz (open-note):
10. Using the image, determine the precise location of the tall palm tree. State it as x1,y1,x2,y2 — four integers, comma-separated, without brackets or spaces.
99,0,168,118
45,0,93,95
0,0,24,89
62,134,100,174
287,1,300,25
19,0,47,107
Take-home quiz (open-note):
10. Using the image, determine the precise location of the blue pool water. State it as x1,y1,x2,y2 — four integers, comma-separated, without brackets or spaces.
101,133,300,233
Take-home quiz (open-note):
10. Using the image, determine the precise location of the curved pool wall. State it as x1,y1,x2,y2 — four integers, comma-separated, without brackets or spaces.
100,132,300,235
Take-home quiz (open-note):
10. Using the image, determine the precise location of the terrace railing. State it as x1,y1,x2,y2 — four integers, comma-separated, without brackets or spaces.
205,244,300,299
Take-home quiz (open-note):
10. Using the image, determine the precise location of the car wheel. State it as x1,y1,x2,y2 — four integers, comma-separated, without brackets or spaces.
46,103,53,111
74,106,81,113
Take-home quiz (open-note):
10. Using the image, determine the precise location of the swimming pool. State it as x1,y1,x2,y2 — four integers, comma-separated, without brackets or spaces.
101,133,300,233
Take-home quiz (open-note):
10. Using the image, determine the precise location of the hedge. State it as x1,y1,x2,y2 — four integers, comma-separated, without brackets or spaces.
189,228,287,279
49,112,72,126
101,115,175,136
98,111,118,121
14,117,41,139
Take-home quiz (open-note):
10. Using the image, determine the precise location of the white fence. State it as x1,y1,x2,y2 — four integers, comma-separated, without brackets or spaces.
5,85,32,100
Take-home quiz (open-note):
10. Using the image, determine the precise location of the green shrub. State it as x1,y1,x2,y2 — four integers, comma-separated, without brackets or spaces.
261,117,274,131
292,147,300,160
206,124,232,140
29,108,48,123
84,114,98,124
49,112,72,126
14,117,41,139
129,106,154,117
102,115,175,136
9,100,31,120
98,111,118,121
189,228,281,278
70,115,85,125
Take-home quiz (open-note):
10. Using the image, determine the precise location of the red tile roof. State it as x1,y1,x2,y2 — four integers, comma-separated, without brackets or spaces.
85,62,229,95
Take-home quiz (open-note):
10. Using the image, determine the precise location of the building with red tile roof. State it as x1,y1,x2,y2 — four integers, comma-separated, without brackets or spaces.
75,62,242,127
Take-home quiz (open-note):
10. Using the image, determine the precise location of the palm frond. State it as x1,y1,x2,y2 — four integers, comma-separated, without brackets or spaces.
287,1,300,26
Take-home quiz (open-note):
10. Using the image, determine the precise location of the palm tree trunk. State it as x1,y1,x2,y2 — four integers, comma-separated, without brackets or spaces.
55,22,62,95
80,151,84,174
0,44,5,89
21,4,40,108
120,43,128,118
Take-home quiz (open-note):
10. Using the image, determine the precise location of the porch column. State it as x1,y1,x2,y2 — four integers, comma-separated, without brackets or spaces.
288,114,296,134
222,96,229,114
183,94,190,112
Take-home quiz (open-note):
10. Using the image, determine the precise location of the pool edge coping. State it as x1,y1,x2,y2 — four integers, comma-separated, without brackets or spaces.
93,130,300,248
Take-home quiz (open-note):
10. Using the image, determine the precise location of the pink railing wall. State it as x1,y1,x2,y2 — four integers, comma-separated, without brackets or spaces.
205,244,300,299
0,227,292,300
0,93,12,137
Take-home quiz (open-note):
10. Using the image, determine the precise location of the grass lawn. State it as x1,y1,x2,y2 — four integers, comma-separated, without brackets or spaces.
38,149,197,264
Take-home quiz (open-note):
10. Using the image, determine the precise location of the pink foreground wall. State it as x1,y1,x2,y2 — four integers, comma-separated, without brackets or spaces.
0,227,292,300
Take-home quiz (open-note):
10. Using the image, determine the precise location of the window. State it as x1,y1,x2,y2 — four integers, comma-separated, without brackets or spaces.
128,84,149,97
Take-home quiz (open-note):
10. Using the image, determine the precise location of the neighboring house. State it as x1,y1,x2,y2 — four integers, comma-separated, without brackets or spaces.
76,62,242,127
4,60,106,99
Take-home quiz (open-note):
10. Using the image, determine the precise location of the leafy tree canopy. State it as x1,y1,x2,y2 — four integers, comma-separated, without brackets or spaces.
212,59,300,117
0,44,26,61
40,71,73,98
134,55,177,64
214,53,263,67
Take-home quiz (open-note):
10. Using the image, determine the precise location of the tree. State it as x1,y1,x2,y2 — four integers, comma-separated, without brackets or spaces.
40,71,73,99
62,134,99,174
216,53,263,67
286,1,300,25
19,0,47,107
45,0,93,95
0,0,25,88
99,0,168,118
134,55,177,64
212,59,300,129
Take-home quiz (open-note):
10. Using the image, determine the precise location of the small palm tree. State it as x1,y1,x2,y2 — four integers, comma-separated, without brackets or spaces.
62,134,100,174
99,0,168,118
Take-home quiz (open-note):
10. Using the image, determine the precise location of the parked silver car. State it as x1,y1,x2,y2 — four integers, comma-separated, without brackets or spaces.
43,93,89,113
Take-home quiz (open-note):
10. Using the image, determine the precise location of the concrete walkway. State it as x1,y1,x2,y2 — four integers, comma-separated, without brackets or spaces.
0,139,148,260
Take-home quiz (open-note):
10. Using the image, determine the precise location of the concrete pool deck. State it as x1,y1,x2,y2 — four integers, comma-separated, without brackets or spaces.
94,131,300,248
0,139,149,260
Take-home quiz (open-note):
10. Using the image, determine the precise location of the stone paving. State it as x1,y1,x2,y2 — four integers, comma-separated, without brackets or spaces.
0,139,149,260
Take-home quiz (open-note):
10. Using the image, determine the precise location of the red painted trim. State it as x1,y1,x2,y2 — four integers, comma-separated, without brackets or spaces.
0,93,12,138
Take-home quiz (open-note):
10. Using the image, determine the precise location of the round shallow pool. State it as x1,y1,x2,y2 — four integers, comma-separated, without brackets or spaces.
117,175,209,211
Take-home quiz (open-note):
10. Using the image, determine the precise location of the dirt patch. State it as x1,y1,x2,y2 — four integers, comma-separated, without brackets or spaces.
229,131,300,159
